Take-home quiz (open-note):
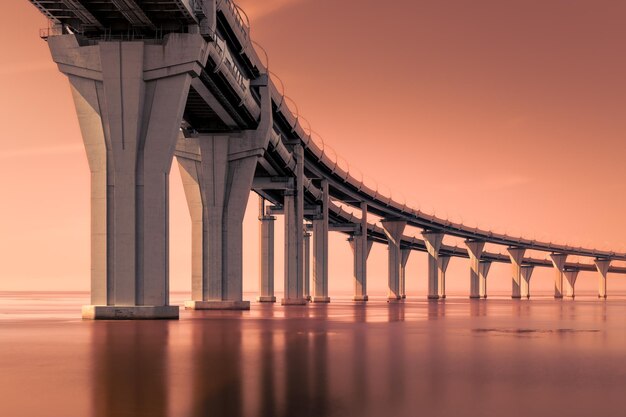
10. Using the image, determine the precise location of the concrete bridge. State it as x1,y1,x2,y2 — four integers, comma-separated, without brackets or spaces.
28,0,624,319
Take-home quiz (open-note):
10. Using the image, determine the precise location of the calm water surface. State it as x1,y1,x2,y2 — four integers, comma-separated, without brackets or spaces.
1,291,625,417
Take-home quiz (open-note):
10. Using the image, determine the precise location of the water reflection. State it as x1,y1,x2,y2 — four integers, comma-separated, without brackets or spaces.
64,298,626,417
91,321,169,417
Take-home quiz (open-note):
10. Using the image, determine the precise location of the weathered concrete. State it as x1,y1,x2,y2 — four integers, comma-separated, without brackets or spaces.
382,220,407,301
48,34,210,319
184,300,250,310
594,258,610,299
82,305,179,320
478,260,491,299
304,231,312,301
282,144,307,305
176,72,272,310
258,197,276,303
549,253,568,299
437,256,451,299
520,265,534,299
400,249,411,299
424,232,445,300
563,269,579,298
312,180,330,303
507,247,526,299
349,203,372,301
466,240,485,299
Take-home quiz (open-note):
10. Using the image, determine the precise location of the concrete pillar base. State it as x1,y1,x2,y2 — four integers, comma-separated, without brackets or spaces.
312,296,331,303
599,295,607,299
82,305,179,320
427,295,440,300
257,296,277,303
305,295,312,301
469,295,481,299
482,295,488,299
353,295,369,302
554,295,564,299
281,298,308,306
387,297,403,303
401,294,407,299
184,300,250,310
511,295,522,299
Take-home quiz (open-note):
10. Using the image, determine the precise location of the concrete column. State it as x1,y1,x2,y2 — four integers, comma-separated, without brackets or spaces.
382,220,407,301
349,202,372,301
400,249,411,299
507,247,526,299
312,180,330,303
563,269,579,299
594,258,610,299
520,265,534,299
465,240,485,299
424,232,445,300
549,253,568,299
437,256,451,299
304,231,311,301
48,34,210,319
478,260,491,299
258,197,276,302
177,73,273,310
282,144,307,305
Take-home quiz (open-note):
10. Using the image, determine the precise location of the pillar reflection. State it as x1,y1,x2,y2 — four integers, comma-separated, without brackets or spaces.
91,321,169,417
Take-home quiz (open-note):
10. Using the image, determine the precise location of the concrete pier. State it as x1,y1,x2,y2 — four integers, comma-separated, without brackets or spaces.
424,232,445,300
437,256,451,299
304,231,312,301
507,247,526,299
549,253,568,299
349,203,372,301
48,34,212,319
478,260,491,299
312,180,330,303
520,265,534,299
177,72,272,311
400,249,411,299
563,269,579,298
465,240,485,299
282,144,307,305
258,198,276,303
382,220,407,301
594,258,611,299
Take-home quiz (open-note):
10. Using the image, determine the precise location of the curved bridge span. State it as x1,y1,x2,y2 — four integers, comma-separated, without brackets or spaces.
28,0,622,318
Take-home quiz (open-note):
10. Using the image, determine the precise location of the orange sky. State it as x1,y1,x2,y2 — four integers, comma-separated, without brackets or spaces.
1,1,626,296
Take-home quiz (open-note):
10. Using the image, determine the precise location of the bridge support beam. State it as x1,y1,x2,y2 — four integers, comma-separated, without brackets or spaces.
563,269,579,299
176,75,272,311
549,253,568,299
400,249,411,299
312,180,330,303
594,259,610,299
437,256,450,299
424,232,445,300
520,265,534,299
282,144,307,305
507,247,526,299
465,240,485,299
304,231,311,301
48,34,210,319
382,220,407,301
258,198,276,302
349,203,372,301
478,260,491,299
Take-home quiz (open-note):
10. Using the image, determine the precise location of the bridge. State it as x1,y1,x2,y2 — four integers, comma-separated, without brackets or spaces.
27,0,623,319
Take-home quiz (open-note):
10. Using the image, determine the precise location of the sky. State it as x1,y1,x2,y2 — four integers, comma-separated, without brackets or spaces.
1,0,626,297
